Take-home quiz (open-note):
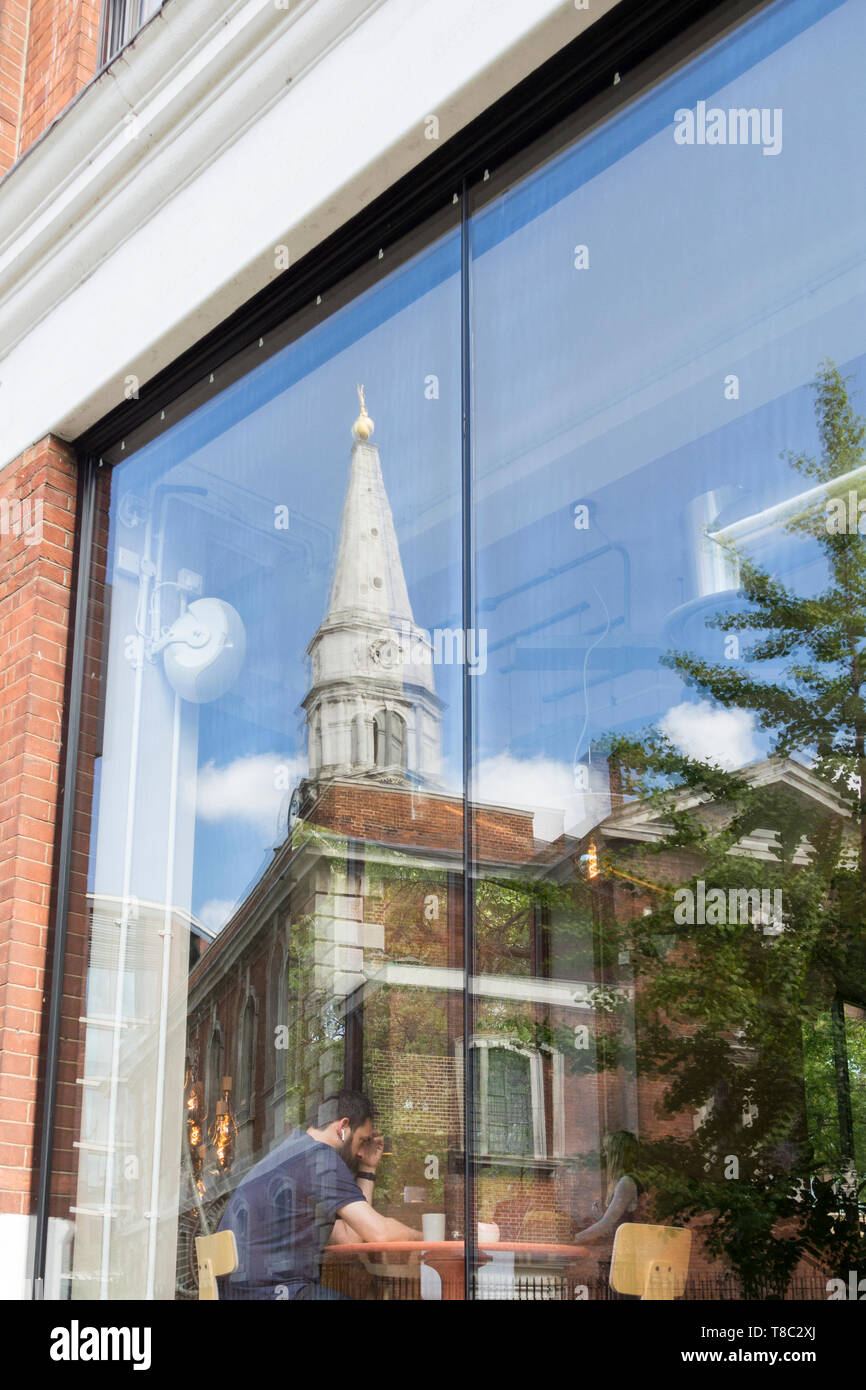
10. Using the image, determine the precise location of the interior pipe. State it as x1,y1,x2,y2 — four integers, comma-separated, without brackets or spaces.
98,506,151,1297
145,685,182,1298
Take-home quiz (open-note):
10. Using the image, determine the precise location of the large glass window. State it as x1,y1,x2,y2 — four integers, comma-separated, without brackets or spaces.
43,0,866,1301
50,207,465,1301
468,0,866,1301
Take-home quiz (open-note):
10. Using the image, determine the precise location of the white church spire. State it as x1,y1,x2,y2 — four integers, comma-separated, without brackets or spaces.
302,390,443,786
324,387,414,627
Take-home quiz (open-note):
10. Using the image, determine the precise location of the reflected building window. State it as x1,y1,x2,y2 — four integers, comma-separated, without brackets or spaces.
487,1047,534,1155
268,943,282,1089
472,1039,549,1160
206,1028,223,1121
238,998,256,1116
373,709,405,772
282,942,303,1119
99,0,163,66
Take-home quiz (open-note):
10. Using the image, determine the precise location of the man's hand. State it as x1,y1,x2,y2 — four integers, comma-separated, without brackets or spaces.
357,1129,385,1172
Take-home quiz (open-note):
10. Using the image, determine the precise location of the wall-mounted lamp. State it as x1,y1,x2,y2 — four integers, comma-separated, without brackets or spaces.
152,596,246,703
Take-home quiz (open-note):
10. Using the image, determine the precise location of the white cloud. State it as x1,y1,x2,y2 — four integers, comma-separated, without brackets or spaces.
197,898,239,934
659,700,759,771
194,752,306,840
472,752,580,842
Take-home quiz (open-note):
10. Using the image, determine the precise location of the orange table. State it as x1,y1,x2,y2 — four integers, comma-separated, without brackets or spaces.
326,1241,591,1300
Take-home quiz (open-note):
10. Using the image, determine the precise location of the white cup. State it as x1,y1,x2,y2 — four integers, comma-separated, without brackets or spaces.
422,1213,446,1242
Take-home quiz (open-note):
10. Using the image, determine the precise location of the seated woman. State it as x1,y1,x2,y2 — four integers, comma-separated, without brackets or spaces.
574,1130,645,1297
577,1130,644,1242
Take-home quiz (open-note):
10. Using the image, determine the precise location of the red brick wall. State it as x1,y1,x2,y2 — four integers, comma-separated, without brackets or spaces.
49,463,110,1222
0,0,100,177
309,780,536,863
0,0,28,174
0,437,77,1219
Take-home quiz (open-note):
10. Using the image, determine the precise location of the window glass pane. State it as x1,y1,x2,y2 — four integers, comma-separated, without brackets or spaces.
54,211,464,1300
486,1049,533,1156
469,0,866,1300
100,0,163,64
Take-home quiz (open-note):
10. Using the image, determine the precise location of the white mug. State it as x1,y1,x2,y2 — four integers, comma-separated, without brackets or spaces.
422,1213,446,1241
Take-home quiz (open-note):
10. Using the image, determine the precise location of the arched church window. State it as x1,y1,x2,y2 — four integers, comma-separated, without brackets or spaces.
205,1028,223,1119
238,998,256,1114
486,1046,534,1155
281,942,304,1123
373,710,406,770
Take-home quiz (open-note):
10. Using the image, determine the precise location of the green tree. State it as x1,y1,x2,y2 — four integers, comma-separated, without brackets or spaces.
598,361,866,1296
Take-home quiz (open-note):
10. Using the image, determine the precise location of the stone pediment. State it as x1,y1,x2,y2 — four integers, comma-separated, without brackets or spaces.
596,755,851,854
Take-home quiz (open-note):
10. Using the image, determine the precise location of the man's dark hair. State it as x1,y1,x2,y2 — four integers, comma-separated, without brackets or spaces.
314,1089,374,1131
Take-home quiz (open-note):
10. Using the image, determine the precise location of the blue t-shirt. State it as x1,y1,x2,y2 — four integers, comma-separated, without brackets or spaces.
217,1131,365,1299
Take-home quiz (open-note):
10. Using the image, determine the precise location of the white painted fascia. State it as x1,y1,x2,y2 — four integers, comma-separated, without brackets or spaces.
0,0,620,468
0,0,382,354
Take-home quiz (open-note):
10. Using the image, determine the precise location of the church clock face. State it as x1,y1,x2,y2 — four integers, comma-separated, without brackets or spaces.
369,636,401,670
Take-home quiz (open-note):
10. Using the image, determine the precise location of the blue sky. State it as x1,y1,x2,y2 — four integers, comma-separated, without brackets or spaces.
95,0,866,931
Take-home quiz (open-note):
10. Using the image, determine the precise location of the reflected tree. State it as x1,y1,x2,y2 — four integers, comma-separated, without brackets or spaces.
598,361,866,1296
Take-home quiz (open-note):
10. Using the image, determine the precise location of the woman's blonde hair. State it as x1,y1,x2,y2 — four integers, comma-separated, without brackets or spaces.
602,1129,640,1192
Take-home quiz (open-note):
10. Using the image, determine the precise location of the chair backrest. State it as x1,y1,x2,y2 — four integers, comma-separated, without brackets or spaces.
610,1223,691,1300
195,1229,238,1301
520,1209,574,1243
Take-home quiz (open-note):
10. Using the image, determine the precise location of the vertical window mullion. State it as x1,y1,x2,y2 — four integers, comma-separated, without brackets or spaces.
460,174,476,1301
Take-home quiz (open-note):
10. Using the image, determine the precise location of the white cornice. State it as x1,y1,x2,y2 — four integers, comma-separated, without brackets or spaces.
0,0,382,353
0,0,619,467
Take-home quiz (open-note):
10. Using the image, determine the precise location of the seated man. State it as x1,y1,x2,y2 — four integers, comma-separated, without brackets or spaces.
217,1089,419,1300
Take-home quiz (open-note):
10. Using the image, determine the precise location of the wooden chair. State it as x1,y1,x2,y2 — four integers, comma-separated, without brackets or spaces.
610,1223,691,1300
520,1208,575,1243
195,1229,238,1301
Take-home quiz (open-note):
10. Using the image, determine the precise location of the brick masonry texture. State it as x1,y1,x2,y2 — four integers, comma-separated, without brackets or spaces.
0,437,78,1214
0,0,100,177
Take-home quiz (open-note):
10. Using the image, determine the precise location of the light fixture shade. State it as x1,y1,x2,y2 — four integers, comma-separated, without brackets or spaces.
162,597,246,703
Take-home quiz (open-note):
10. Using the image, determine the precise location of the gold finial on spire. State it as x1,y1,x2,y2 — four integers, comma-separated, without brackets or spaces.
352,383,374,442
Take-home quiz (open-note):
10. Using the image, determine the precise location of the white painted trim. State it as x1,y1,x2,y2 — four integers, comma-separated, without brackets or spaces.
0,0,620,467
366,960,600,1008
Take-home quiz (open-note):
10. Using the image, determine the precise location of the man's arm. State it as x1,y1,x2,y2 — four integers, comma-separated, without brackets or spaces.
327,1135,387,1244
327,1128,422,1244
335,1198,419,1244
328,1127,420,1244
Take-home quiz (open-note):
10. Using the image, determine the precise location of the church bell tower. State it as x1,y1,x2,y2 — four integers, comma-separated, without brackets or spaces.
302,390,443,788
